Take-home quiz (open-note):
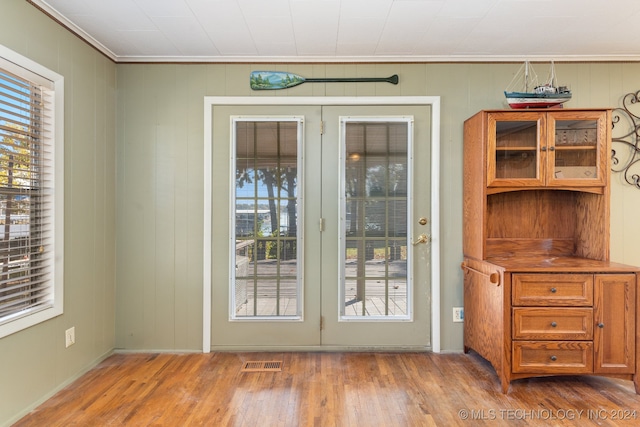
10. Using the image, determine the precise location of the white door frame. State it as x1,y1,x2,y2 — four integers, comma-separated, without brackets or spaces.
203,96,441,353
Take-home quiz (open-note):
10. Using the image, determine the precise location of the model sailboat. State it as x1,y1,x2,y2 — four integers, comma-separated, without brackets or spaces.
504,61,571,109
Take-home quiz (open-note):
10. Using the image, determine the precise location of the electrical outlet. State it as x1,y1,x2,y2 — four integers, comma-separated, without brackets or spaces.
453,307,464,323
65,327,75,348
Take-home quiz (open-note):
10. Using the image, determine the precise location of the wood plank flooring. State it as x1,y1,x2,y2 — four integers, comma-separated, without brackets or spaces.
14,351,640,426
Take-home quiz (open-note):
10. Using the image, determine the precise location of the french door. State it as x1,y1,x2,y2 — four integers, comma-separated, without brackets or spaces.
209,102,432,350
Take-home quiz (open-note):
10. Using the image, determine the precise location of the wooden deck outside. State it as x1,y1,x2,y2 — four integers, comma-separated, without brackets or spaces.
235,259,408,317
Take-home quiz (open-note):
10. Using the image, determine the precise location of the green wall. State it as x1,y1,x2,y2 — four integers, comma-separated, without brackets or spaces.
4,0,640,425
0,1,116,425
115,61,640,354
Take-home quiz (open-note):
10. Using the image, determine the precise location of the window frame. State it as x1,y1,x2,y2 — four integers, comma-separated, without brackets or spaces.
338,116,415,321
0,44,64,338
229,116,305,321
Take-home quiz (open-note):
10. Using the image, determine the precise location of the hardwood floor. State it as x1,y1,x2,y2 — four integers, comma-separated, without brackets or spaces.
14,351,640,426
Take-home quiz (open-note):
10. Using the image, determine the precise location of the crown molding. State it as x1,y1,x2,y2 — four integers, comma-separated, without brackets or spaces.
114,54,640,64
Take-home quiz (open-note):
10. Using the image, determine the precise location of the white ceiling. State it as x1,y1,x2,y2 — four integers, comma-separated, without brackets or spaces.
31,0,640,63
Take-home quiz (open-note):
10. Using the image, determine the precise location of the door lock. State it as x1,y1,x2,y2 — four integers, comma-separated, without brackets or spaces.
418,217,428,226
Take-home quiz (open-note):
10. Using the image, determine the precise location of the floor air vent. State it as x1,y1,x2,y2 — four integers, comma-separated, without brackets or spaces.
241,361,283,372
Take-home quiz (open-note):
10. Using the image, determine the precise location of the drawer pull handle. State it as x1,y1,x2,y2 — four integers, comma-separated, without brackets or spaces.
598,322,605,328
550,355,557,361
550,287,557,293
550,321,557,327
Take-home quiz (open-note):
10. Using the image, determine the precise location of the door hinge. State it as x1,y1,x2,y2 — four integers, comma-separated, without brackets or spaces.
319,217,325,231
320,316,324,331
320,121,325,135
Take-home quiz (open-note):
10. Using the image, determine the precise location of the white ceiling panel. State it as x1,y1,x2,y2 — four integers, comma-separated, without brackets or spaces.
246,16,295,43
336,42,379,57
291,1,340,55
124,30,183,56
438,0,493,17
339,0,393,18
29,0,640,62
150,16,219,56
376,2,440,54
254,42,299,57
189,1,247,34
93,0,158,31
184,1,256,56
203,37,255,57
134,0,193,17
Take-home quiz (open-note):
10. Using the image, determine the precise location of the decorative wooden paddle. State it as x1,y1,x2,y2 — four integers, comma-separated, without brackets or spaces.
250,71,399,90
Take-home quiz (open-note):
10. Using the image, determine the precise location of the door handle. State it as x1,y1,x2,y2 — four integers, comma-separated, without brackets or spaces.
412,234,430,245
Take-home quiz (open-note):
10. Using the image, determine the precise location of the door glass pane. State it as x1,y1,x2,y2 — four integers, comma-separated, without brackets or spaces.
341,120,410,319
232,119,301,318
495,120,538,179
553,119,598,179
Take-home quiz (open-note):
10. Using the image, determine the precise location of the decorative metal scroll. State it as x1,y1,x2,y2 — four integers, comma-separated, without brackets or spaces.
612,90,640,188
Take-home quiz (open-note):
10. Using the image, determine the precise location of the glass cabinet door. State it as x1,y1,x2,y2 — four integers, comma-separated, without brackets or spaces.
547,111,607,187
487,112,545,187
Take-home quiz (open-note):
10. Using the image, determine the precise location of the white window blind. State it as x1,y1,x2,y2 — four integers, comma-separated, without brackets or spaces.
0,46,63,336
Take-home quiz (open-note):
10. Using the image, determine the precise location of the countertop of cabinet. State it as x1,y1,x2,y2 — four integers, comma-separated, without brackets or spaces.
483,255,640,273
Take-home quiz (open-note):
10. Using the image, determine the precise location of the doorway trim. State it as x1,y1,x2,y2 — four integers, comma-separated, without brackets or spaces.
203,96,441,353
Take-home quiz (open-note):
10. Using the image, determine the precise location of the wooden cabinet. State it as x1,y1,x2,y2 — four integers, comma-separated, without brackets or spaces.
462,109,640,394
487,110,608,189
511,273,635,375
594,274,636,373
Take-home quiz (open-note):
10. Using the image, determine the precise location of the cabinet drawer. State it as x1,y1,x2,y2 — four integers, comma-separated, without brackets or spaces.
512,341,593,374
513,308,593,340
512,274,593,306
